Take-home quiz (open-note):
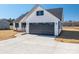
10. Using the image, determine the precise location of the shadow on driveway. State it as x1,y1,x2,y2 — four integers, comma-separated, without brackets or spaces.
22,33,55,38
36,34,55,38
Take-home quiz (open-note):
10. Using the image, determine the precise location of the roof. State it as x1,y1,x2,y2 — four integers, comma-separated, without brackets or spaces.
0,19,9,23
15,12,28,23
0,19,8,22
15,6,63,23
47,8,63,20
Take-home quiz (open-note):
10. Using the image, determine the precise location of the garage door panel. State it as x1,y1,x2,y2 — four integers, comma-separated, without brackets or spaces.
29,23,54,35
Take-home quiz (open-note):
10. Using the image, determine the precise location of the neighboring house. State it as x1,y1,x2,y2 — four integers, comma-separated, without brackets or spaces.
13,5,63,36
0,19,10,30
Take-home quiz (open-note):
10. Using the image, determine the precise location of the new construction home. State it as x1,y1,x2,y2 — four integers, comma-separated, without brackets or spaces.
13,5,63,36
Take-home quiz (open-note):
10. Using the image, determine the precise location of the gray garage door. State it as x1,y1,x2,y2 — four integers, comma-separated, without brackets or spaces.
29,23,54,35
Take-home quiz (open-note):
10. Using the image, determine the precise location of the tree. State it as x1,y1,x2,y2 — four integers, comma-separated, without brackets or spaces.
7,18,15,26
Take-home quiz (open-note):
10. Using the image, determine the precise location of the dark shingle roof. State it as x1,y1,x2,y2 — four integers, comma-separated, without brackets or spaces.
15,8,63,23
15,12,28,23
47,8,63,20
0,19,9,23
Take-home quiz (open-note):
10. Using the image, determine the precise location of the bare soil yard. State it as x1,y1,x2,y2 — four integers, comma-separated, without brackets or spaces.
0,30,17,40
56,26,79,43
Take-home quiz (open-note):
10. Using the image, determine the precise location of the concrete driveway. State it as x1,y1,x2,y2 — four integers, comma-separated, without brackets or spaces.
0,33,79,54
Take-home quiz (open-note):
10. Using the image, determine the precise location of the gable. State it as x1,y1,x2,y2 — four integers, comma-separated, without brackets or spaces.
25,6,60,23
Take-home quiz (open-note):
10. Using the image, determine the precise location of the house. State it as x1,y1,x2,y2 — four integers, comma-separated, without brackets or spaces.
13,5,63,36
0,19,10,30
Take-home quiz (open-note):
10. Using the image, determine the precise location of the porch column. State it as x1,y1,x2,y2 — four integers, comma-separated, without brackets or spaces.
19,22,22,31
13,22,16,30
26,23,29,33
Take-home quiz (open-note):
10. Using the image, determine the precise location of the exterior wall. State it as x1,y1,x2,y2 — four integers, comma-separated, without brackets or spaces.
26,6,59,23
25,6,60,36
13,22,16,30
58,20,62,35
0,20,10,29
26,23,29,33
13,22,23,31
18,22,22,31
54,21,59,36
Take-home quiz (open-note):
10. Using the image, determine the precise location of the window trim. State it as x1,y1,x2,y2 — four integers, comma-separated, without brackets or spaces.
21,23,26,28
15,23,19,28
36,10,44,16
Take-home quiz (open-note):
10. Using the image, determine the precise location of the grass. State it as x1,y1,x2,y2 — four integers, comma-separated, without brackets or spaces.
56,26,79,43
0,30,17,41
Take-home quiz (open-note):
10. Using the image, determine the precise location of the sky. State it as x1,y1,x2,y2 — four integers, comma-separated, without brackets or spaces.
0,4,79,21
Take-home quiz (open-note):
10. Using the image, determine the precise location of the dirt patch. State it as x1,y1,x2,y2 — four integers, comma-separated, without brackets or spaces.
0,30,18,41
56,26,79,43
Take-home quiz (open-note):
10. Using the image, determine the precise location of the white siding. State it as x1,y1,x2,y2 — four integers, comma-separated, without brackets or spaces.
26,6,59,23
54,21,59,36
26,23,29,33
13,22,22,31
59,21,62,34
18,22,22,31
13,22,16,30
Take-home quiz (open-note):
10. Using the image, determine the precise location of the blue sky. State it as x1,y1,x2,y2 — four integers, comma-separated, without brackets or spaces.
0,4,79,21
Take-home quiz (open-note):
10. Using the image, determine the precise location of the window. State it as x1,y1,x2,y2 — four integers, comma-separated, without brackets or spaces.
15,23,19,28
36,11,44,16
21,23,26,28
